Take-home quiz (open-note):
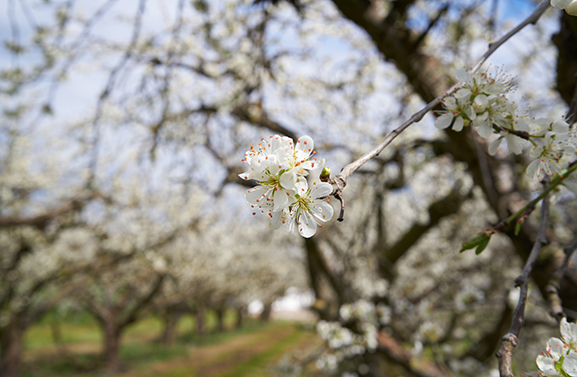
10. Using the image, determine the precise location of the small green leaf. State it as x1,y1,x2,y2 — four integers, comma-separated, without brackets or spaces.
460,233,490,253
475,237,490,255
515,220,522,236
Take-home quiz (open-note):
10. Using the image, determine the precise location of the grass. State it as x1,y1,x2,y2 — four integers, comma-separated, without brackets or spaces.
21,310,320,377
218,325,311,377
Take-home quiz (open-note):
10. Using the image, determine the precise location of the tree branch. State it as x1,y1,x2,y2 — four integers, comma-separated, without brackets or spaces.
330,1,550,220
496,185,550,377
377,331,447,377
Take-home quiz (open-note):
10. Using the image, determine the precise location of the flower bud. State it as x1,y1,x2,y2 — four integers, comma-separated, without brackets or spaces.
320,167,331,182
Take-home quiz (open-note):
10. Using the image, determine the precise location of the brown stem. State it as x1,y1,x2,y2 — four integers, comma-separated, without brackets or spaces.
496,185,550,377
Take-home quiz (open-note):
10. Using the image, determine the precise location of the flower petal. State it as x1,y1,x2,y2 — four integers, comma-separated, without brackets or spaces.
567,0,577,15
477,122,492,139
273,189,290,212
536,355,561,376
505,134,525,155
297,210,317,238
455,68,473,85
245,186,269,205
435,113,453,129
546,337,566,360
310,200,334,223
563,352,577,376
311,182,333,198
526,159,540,179
488,137,503,156
552,0,572,9
452,116,464,132
295,135,314,159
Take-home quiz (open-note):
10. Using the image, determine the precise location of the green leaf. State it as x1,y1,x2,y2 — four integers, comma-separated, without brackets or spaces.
460,233,490,253
475,237,490,255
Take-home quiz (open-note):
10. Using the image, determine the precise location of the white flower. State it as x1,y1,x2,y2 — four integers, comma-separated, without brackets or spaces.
527,128,577,181
240,135,332,237
287,177,333,238
552,0,572,9
561,318,577,350
536,338,565,376
551,0,577,16
436,67,513,135
530,118,554,136
535,319,577,376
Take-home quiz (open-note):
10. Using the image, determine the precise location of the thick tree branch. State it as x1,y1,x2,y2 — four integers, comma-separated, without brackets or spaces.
377,184,468,278
0,193,98,229
304,237,350,310
231,103,298,141
377,331,447,377
120,274,166,328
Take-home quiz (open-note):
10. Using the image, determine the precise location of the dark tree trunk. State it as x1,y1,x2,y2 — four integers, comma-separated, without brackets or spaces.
0,321,24,377
50,315,67,354
215,307,225,332
160,311,182,346
196,303,205,337
235,307,243,329
102,320,121,374
259,303,272,322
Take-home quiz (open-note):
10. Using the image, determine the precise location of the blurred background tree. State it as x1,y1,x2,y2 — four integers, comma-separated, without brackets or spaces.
1,0,577,377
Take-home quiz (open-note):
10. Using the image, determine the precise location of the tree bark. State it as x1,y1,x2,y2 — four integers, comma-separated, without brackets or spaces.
50,315,67,354
160,310,182,346
215,307,225,332
235,306,243,329
102,320,121,374
196,302,205,337
0,321,24,377
260,302,272,322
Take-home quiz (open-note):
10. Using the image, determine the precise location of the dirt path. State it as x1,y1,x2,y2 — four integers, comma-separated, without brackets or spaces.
119,324,300,377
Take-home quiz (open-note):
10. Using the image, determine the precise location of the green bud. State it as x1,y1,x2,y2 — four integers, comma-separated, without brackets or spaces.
321,167,331,178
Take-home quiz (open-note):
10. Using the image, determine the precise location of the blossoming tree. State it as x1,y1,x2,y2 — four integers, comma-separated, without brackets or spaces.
2,0,577,377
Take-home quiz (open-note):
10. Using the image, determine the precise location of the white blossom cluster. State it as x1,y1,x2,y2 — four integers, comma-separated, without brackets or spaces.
526,119,577,183
435,67,526,152
239,135,334,238
551,0,577,16
436,68,577,184
315,300,391,374
529,318,577,376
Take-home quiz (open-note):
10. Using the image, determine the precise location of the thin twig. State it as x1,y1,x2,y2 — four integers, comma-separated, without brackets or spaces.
87,0,147,188
472,1,549,72
482,160,577,236
331,0,550,220
496,185,550,377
